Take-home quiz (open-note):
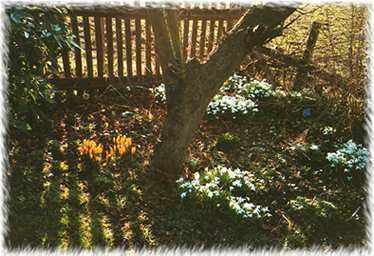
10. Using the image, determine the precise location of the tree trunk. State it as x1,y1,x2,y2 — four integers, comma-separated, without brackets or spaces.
151,94,206,183
149,5,296,185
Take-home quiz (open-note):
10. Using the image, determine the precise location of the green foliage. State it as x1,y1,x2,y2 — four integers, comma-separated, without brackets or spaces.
177,166,272,223
288,196,338,220
326,140,369,181
153,83,166,104
206,74,273,119
215,132,241,152
153,74,276,120
206,94,258,119
7,6,75,135
221,73,250,92
222,74,274,100
284,196,343,247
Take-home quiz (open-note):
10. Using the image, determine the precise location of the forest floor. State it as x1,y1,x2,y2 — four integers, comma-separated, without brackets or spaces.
6,84,367,250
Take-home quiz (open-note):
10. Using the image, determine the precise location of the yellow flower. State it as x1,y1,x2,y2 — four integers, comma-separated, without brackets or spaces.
80,135,136,163
119,147,126,156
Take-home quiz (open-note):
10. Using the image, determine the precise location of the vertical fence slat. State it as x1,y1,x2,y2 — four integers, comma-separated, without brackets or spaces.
124,17,133,77
135,18,142,76
106,16,114,78
207,19,216,55
115,17,123,78
83,16,93,78
57,9,245,88
199,18,207,60
183,18,190,60
71,15,82,77
145,19,152,75
191,18,198,58
223,20,228,33
217,19,224,42
94,16,104,78
61,46,71,78
150,24,161,76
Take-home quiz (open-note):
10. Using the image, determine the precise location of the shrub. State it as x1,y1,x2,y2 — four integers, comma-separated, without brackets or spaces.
206,95,258,119
152,83,166,104
239,80,274,100
7,6,76,135
221,74,273,98
152,74,274,119
285,196,341,247
176,165,272,222
215,132,241,152
321,126,337,136
288,196,338,220
221,73,250,93
326,140,369,180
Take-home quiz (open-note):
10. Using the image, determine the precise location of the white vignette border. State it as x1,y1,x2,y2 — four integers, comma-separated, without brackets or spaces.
0,0,373,255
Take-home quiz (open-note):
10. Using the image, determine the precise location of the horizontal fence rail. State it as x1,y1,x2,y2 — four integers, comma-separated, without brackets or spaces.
52,8,244,90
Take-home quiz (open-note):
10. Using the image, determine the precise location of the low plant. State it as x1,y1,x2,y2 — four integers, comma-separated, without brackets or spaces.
238,80,274,100
152,83,166,104
176,165,272,222
326,140,369,181
215,132,241,152
206,95,258,119
283,196,341,247
78,135,137,189
221,73,250,93
288,196,338,220
78,135,136,164
152,74,275,119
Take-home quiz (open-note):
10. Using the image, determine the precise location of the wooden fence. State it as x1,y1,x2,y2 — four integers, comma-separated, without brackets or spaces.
52,8,244,90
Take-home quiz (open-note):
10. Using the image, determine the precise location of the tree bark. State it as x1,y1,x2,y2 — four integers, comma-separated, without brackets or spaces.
149,5,296,185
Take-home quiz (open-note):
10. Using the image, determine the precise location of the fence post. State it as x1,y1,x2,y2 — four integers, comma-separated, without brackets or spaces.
94,16,104,78
83,16,93,78
293,21,321,91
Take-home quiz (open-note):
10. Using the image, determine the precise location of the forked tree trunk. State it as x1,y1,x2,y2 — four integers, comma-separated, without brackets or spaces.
149,5,296,185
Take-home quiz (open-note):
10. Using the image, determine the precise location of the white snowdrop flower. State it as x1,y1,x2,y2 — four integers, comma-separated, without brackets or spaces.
207,191,213,198
310,144,319,150
176,177,184,183
194,172,200,180
180,192,187,199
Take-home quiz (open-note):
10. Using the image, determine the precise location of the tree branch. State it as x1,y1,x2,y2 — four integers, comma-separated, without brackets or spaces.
255,46,349,87
147,8,183,73
148,8,185,107
198,5,296,99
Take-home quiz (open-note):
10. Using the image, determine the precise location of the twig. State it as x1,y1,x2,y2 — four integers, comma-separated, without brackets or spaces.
346,206,361,221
